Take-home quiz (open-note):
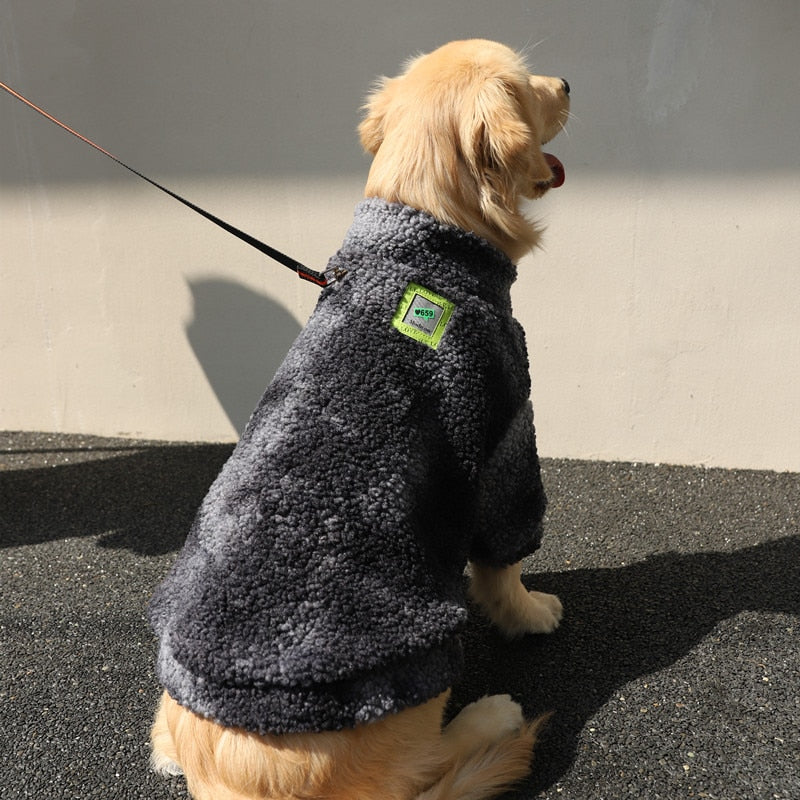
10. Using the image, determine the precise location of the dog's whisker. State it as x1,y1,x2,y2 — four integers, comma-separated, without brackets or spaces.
519,36,549,60
555,109,579,139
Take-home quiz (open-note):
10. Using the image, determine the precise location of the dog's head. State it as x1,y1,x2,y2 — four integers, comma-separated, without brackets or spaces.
359,39,570,261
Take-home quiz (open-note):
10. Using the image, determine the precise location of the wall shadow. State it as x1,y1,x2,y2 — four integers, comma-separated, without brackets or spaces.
185,277,302,434
0,443,232,555
3,3,797,185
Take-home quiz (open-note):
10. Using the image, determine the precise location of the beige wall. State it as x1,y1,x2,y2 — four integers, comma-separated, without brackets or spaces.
2,1,798,471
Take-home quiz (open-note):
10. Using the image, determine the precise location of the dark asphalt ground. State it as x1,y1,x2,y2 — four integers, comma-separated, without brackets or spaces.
1,431,797,799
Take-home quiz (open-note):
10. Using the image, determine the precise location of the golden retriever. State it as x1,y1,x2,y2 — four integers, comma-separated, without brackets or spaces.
150,38,569,800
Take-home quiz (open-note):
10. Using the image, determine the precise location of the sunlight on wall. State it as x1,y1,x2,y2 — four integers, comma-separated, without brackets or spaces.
3,171,798,470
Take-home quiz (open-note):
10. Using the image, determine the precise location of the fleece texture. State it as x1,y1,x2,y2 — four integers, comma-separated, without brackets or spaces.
148,199,547,734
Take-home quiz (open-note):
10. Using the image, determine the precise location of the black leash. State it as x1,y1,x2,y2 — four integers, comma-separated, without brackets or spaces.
1,80,344,288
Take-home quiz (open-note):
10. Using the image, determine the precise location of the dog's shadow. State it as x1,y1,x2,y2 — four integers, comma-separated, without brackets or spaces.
452,534,800,795
185,277,302,434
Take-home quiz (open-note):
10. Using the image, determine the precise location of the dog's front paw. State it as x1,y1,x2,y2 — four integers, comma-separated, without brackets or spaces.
495,590,563,638
522,590,563,634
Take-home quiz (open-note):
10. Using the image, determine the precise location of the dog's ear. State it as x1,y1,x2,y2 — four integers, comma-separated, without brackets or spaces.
359,77,399,155
462,78,553,215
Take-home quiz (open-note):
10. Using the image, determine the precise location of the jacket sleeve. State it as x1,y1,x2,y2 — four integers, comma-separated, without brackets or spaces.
430,293,547,567
468,398,547,567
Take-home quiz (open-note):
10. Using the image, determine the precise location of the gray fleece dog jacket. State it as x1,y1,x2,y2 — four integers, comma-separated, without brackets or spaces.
148,199,546,735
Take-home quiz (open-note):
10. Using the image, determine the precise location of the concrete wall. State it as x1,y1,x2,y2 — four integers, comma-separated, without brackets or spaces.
2,0,798,471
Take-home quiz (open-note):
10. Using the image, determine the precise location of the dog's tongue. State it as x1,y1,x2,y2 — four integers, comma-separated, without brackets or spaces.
544,153,565,188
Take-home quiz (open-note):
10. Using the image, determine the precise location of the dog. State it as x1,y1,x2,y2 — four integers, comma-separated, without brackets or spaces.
149,39,570,800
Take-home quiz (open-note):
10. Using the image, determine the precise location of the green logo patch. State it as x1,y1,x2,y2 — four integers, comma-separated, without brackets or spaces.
392,283,454,350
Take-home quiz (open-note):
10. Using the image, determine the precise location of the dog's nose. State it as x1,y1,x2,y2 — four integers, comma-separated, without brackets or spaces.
560,78,570,96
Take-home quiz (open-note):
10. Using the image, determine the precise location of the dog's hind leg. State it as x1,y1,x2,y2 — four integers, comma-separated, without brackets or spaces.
150,691,184,777
442,693,526,752
415,694,546,800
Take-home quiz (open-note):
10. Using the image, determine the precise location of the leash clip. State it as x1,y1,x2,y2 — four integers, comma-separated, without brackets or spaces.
323,267,349,286
296,266,348,288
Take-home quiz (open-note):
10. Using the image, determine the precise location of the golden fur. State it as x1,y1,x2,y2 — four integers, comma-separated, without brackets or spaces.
151,39,568,800
359,39,570,262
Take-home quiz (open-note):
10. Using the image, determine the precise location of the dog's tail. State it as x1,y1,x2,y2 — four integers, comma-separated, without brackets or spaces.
415,714,549,800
